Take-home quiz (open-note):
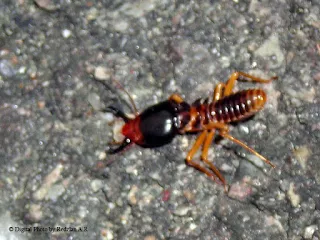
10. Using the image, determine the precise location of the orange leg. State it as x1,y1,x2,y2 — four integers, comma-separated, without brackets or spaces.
220,131,275,168
169,94,184,103
205,122,229,132
187,80,228,189
186,131,221,182
186,128,228,189
200,130,228,192
213,83,225,102
204,122,275,168
185,73,275,189
224,71,277,96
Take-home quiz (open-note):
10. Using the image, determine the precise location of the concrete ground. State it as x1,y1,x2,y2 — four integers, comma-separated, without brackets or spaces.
0,0,319,239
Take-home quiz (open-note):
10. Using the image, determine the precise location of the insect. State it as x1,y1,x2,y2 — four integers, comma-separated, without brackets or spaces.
104,72,277,190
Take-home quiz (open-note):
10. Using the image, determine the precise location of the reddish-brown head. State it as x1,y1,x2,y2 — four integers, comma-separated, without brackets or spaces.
121,117,144,145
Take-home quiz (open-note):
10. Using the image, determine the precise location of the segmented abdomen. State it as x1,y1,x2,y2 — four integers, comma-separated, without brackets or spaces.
178,89,267,132
208,89,267,123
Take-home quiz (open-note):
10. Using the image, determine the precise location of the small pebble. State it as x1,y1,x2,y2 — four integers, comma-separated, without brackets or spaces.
304,225,318,239
173,205,190,216
128,185,139,205
94,66,112,80
27,204,43,222
287,183,300,208
62,29,72,38
91,179,104,192
0,60,15,77
144,235,157,240
293,146,311,170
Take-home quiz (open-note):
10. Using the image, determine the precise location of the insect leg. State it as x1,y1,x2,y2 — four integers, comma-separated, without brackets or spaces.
205,122,229,132
168,94,185,103
213,83,225,102
186,131,219,182
205,122,275,168
237,71,278,83
200,130,228,192
219,131,276,168
224,72,277,96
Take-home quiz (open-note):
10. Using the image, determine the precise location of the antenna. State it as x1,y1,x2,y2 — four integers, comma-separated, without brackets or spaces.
110,76,138,115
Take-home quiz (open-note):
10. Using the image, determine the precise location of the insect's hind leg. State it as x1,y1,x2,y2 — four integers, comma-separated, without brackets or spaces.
219,130,275,168
224,72,277,96
204,121,275,167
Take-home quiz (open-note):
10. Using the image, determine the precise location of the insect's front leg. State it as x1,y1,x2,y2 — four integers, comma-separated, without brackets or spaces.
213,83,225,102
168,93,185,103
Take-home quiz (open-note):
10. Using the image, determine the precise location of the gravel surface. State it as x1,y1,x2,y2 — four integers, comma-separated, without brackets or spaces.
1,0,319,239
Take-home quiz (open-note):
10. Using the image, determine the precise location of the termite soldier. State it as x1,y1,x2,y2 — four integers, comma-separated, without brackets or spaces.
104,72,277,190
